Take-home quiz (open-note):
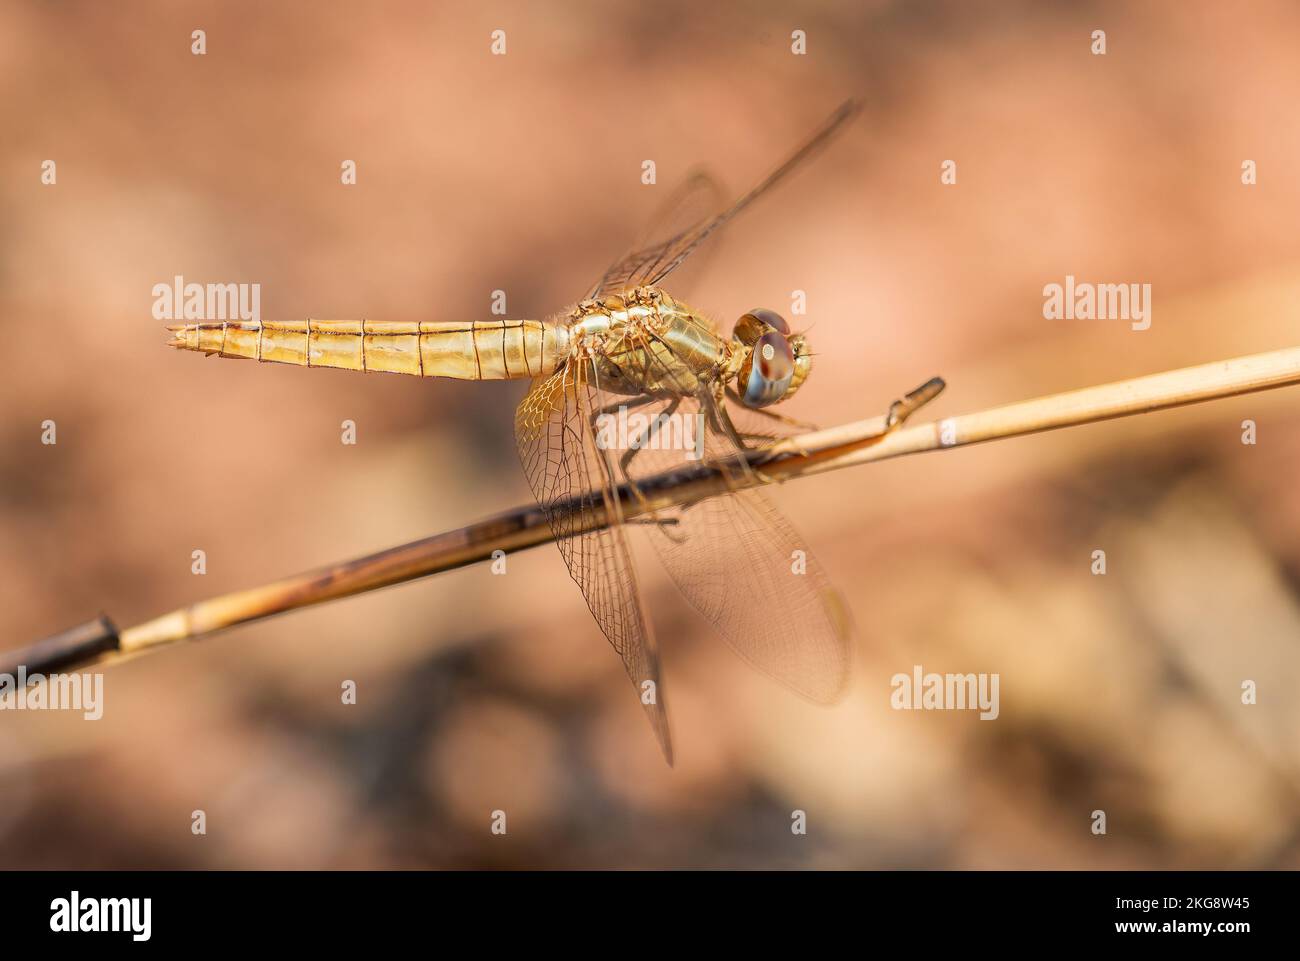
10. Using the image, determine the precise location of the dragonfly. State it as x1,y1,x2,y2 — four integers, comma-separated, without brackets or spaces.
167,100,945,764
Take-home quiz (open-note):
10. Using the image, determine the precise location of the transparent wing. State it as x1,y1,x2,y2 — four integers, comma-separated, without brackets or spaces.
589,170,727,301
623,389,851,702
589,99,862,301
514,358,673,764
602,325,851,700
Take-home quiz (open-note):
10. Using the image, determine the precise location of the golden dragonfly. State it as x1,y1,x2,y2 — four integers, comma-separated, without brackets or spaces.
168,100,944,764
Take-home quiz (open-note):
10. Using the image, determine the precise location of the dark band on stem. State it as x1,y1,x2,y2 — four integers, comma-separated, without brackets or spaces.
0,615,120,680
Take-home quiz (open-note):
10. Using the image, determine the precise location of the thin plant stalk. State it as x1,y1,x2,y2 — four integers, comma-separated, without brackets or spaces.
7,343,1300,678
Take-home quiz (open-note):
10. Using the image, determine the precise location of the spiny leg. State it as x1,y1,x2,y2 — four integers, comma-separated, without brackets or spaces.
617,398,680,478
724,422,811,458
713,401,779,489
725,387,820,433
587,392,661,481
617,398,689,543
733,430,784,446
624,516,681,530
589,391,659,425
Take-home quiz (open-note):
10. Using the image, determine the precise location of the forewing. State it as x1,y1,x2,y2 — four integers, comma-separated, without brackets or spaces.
619,387,851,703
588,170,726,301
514,360,673,763
589,99,862,301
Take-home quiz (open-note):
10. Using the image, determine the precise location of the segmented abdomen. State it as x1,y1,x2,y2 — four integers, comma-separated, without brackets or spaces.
167,319,567,380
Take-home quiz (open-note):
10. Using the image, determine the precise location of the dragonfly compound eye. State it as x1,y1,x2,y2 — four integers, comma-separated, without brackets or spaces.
741,330,795,407
734,307,790,346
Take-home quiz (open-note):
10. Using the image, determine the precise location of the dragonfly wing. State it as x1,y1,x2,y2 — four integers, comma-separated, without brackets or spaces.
588,99,862,301
589,170,727,302
514,360,673,763
618,387,852,703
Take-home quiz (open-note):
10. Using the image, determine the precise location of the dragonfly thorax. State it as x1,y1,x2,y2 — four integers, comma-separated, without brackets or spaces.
565,287,732,399
561,289,812,408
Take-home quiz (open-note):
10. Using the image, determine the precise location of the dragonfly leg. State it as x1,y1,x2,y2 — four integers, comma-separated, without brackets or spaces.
625,516,681,530
714,403,778,488
884,376,946,431
589,391,658,423
615,397,678,480
724,387,820,433
735,430,815,459
617,398,690,543
589,393,666,514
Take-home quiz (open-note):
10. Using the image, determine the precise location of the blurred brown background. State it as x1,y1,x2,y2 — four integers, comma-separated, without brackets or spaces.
2,0,1300,869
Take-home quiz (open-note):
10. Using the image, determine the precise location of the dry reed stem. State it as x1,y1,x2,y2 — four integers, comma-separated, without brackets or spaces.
8,344,1300,677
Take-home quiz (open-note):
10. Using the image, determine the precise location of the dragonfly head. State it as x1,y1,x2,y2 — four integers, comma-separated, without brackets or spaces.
732,309,811,407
